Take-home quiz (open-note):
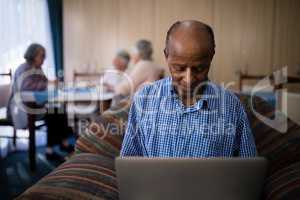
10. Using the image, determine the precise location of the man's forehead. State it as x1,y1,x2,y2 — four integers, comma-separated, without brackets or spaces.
171,26,210,43
167,20,213,49
169,27,211,50
171,21,210,38
168,35,211,58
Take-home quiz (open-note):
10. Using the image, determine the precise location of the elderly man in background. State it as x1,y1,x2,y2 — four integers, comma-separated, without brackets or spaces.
101,49,130,92
114,39,164,97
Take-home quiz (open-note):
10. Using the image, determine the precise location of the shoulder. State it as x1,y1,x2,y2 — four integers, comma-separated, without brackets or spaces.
135,77,170,96
13,63,31,82
102,68,119,78
222,86,241,105
207,81,243,108
14,63,28,75
132,77,170,106
137,60,161,69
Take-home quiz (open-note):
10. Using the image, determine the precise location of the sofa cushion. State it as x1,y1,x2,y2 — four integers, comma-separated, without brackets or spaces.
238,94,300,199
239,94,300,167
264,161,300,200
75,100,130,158
16,153,118,200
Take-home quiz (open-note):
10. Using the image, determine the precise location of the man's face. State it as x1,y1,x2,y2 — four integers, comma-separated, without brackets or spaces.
113,57,127,71
165,33,213,97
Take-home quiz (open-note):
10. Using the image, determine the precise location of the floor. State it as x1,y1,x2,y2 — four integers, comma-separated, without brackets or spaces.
0,109,76,199
0,133,75,200
0,147,64,200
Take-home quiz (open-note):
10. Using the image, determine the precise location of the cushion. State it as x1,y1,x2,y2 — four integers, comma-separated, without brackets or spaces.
238,94,300,199
75,99,130,158
264,162,300,200
16,153,118,200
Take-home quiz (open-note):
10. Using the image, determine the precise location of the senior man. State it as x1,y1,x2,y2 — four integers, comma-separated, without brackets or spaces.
114,39,163,96
101,49,130,92
121,20,256,157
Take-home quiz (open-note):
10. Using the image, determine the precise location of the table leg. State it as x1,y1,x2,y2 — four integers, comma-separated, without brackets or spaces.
99,99,112,113
28,113,36,171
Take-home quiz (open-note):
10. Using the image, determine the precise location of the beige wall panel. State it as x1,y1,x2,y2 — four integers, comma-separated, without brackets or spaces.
212,0,275,89
117,0,155,58
212,0,245,87
272,0,300,77
63,0,118,82
153,0,214,75
239,0,274,76
63,0,300,84
153,0,174,71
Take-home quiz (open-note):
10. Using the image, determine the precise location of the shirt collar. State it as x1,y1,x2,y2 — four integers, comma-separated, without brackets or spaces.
165,76,219,111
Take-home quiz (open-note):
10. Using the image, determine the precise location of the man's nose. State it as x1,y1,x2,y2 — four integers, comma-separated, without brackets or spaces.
183,68,192,85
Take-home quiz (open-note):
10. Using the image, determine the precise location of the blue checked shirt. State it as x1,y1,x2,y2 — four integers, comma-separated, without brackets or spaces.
120,77,257,157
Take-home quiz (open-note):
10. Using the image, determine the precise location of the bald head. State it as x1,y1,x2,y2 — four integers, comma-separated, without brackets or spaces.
164,20,215,57
164,21,215,103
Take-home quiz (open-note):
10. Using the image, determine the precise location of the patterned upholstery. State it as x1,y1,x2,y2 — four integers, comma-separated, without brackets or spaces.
264,161,300,200
75,100,130,158
16,153,118,200
238,94,300,200
16,101,130,200
16,94,300,200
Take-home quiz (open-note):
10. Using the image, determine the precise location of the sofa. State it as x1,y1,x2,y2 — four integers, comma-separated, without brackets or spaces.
16,94,300,200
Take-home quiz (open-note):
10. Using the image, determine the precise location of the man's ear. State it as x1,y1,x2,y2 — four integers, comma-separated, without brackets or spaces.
210,49,215,60
164,48,168,58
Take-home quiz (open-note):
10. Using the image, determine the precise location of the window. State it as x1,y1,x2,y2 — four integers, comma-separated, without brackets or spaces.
0,0,55,85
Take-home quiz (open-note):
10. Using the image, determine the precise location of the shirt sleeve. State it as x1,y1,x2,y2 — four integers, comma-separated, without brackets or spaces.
100,72,108,84
235,103,257,157
120,96,143,156
20,69,48,91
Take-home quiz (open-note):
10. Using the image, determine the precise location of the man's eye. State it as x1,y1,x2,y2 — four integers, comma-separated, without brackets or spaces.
173,65,184,71
196,65,208,72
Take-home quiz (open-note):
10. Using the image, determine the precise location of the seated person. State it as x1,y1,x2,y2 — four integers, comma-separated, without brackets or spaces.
114,39,164,97
101,49,130,92
8,43,73,161
121,20,256,157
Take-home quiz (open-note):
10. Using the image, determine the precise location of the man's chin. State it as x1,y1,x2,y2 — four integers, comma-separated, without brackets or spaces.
178,87,194,96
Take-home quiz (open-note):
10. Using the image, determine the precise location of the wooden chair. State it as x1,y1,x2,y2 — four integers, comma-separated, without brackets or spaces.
0,69,17,146
73,70,104,87
0,69,46,171
238,71,300,92
71,70,109,135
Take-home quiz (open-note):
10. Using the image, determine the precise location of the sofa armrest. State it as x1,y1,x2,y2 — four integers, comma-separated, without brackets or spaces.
75,100,130,158
237,93,300,199
16,153,118,200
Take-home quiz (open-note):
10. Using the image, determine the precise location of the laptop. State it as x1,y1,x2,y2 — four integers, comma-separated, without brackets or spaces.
116,157,268,200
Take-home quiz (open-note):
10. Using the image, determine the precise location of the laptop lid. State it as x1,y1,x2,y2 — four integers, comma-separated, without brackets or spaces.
116,157,268,200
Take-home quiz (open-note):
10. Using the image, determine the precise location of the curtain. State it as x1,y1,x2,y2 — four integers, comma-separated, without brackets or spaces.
0,0,56,84
47,0,64,81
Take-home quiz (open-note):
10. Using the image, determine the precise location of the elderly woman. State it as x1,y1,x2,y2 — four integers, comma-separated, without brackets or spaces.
8,43,73,162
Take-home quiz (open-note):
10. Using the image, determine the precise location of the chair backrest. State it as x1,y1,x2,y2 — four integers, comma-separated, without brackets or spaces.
0,70,12,108
0,85,11,108
73,70,103,87
238,71,300,92
0,69,12,80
